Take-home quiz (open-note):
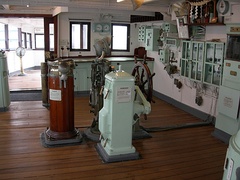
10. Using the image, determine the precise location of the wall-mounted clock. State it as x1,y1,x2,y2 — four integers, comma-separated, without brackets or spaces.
94,23,103,32
217,0,230,16
103,23,110,32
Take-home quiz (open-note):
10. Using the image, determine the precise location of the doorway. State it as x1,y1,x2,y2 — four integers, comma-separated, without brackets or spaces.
0,16,57,99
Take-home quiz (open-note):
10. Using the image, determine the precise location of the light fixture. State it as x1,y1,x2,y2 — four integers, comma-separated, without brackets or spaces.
131,0,144,10
26,4,29,7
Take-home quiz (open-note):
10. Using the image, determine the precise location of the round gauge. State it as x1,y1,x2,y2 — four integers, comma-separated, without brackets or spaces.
16,47,26,58
103,24,110,32
95,24,103,32
217,0,230,15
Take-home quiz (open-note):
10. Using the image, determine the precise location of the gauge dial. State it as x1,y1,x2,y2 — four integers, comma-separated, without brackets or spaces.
95,23,103,32
217,0,229,15
103,24,110,32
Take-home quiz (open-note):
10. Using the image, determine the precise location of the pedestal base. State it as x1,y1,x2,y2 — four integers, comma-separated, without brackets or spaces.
84,128,100,142
84,127,151,142
95,143,140,163
40,130,83,148
212,128,231,144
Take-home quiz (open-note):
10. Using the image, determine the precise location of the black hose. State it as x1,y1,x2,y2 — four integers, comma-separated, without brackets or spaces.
141,120,212,133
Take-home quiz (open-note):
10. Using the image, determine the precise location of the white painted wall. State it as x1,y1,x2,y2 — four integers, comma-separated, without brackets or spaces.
58,12,139,57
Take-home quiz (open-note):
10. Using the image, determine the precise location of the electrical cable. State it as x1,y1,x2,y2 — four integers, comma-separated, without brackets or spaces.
140,119,212,133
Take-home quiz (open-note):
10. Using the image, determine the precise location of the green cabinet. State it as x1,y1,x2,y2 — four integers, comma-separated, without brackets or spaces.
159,49,169,63
203,42,224,86
145,28,160,51
181,40,224,86
74,62,91,91
190,41,204,81
181,40,191,78
181,40,204,81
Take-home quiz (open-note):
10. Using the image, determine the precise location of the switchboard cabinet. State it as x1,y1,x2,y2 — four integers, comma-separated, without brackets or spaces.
190,41,204,81
203,42,224,86
222,60,240,90
181,40,224,85
180,40,191,78
145,28,160,51
74,62,91,92
181,41,204,81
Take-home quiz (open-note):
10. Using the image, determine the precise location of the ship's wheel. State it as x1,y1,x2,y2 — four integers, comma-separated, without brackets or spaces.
16,47,26,76
132,61,155,104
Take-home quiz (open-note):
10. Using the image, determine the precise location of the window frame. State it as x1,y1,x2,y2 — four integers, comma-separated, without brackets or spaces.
69,21,91,51
26,33,32,49
0,23,6,50
111,23,130,52
35,33,44,50
7,26,21,50
21,32,26,48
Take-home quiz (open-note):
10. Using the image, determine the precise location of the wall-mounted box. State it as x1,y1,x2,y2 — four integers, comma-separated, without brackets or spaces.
162,23,177,33
145,28,160,51
165,38,179,47
222,60,240,90
159,49,169,63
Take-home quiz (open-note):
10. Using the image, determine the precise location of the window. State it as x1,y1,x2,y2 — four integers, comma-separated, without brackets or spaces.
8,25,20,50
0,23,32,51
26,33,32,49
111,23,130,51
70,22,90,51
22,32,26,48
22,32,32,49
0,23,6,50
35,34,44,49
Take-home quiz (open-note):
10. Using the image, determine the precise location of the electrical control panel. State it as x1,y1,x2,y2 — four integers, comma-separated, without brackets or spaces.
165,38,179,47
222,60,240,90
162,23,177,33
159,49,169,63
176,16,189,39
181,40,225,86
138,25,146,42
145,28,160,51
203,42,225,86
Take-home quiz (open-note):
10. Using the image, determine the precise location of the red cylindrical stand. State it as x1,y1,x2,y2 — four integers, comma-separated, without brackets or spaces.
45,60,78,140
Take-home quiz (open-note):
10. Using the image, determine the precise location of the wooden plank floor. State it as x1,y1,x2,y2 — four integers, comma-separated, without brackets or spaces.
9,69,41,91
0,96,228,179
